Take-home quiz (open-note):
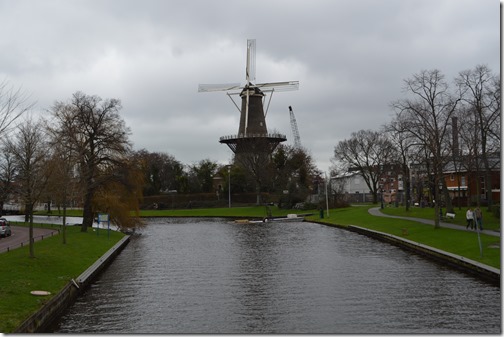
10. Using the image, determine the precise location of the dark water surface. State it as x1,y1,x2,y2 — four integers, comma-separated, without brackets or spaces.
53,218,501,334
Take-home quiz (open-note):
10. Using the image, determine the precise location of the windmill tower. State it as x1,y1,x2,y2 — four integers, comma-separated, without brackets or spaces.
198,39,299,157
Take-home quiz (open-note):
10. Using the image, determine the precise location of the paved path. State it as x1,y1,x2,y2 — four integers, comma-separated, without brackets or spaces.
368,207,500,237
0,226,59,253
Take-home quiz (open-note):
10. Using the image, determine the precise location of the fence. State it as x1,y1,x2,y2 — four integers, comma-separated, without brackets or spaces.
0,229,59,253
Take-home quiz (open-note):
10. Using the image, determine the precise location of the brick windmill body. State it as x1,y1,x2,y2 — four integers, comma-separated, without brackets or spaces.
199,39,299,203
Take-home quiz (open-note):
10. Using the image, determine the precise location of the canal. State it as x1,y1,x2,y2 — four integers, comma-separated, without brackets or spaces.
52,218,501,334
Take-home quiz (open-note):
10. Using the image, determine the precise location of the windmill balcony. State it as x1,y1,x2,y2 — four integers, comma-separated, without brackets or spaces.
219,133,287,142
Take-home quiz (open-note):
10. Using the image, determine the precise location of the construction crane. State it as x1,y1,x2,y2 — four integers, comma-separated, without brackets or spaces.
288,106,302,149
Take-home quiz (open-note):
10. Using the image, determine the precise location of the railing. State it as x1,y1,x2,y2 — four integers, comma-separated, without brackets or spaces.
220,133,287,141
0,229,60,253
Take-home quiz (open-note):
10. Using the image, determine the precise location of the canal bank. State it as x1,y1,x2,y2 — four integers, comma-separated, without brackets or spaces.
13,235,131,333
310,207,500,285
346,225,500,284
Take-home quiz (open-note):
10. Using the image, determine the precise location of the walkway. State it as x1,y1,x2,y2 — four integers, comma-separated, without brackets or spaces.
368,207,500,237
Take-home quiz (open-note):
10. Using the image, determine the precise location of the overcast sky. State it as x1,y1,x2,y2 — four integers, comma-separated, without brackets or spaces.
0,0,499,173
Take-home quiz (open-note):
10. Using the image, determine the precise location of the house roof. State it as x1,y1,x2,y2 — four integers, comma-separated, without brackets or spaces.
443,155,500,173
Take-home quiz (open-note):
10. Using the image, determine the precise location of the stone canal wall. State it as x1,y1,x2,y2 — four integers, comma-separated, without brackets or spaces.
346,225,500,285
14,235,131,333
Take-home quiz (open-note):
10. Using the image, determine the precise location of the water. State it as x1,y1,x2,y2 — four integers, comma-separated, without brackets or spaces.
53,218,501,334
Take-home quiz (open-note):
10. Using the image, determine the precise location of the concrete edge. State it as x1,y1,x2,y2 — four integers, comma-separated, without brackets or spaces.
346,224,500,285
14,235,131,333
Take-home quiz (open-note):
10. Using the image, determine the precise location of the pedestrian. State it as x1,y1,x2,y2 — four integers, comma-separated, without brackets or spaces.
474,207,483,230
466,208,474,229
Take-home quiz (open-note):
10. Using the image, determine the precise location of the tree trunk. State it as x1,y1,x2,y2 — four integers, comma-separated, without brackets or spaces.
62,190,67,244
482,155,493,211
442,183,454,213
82,189,94,232
27,203,34,258
404,165,411,212
372,191,378,204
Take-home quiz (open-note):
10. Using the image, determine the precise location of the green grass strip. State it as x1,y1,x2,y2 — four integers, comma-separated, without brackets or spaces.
304,206,500,269
0,226,124,333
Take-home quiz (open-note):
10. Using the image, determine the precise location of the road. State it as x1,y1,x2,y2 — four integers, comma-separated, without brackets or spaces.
0,226,59,253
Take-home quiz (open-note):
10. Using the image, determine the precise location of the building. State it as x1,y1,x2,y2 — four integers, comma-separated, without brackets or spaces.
332,156,500,207
443,156,500,205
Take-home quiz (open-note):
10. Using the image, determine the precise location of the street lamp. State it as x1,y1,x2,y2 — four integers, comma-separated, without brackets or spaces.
227,165,231,208
325,173,330,218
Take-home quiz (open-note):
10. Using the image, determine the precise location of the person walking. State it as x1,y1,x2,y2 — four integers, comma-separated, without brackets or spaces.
474,207,483,230
466,208,474,230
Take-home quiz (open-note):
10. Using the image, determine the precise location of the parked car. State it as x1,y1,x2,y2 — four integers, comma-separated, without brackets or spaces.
0,218,11,237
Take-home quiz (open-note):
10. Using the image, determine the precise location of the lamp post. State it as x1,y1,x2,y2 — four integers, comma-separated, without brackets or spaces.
325,173,330,218
227,165,231,208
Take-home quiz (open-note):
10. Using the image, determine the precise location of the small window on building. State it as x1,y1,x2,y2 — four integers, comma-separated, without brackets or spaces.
450,174,454,181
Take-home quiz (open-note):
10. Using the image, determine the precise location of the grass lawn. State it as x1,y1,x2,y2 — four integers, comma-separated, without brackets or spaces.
305,205,500,269
138,206,314,218
0,226,124,333
40,206,313,219
379,205,500,232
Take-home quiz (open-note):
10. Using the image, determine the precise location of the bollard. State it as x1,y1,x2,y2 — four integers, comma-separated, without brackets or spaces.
319,209,324,219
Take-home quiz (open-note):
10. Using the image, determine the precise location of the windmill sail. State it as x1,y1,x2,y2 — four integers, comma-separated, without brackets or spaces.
246,39,256,85
198,83,242,92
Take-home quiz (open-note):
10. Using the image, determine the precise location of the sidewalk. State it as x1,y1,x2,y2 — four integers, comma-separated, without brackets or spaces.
368,207,500,237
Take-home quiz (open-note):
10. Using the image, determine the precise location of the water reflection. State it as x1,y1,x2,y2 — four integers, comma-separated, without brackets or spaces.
53,218,501,334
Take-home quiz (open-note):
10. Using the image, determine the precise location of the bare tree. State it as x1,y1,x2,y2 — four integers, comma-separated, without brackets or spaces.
5,117,49,258
333,129,396,204
384,116,419,211
0,80,33,134
392,69,459,228
0,148,17,215
456,65,500,209
44,142,79,244
49,92,133,232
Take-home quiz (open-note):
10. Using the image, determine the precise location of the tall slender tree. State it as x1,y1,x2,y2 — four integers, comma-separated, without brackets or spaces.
456,65,500,209
6,117,49,257
392,69,459,228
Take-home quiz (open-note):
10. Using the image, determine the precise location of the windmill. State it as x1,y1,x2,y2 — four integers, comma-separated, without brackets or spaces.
198,39,299,155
